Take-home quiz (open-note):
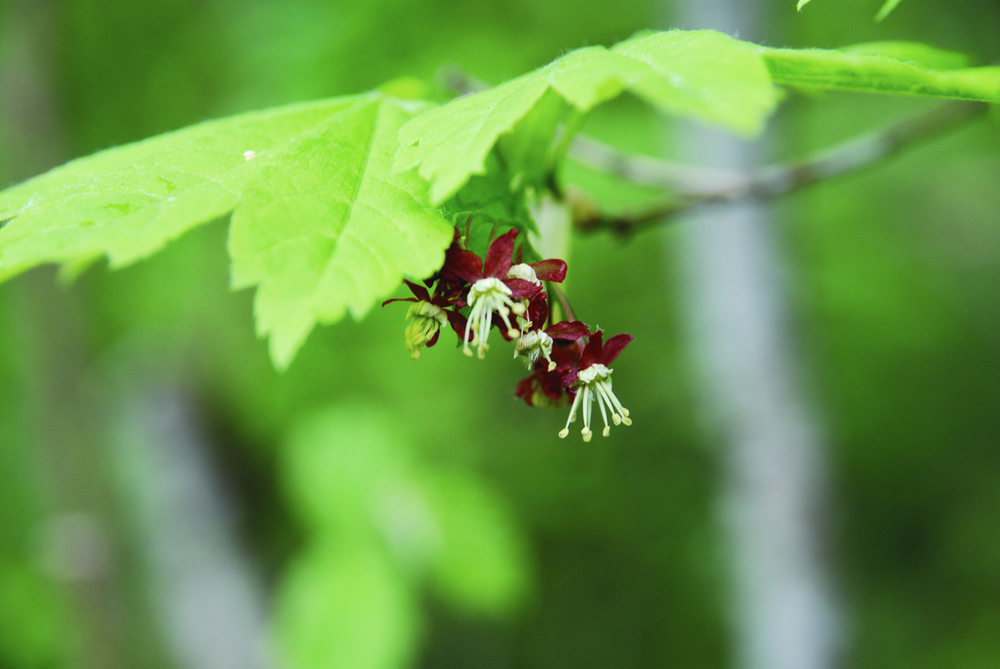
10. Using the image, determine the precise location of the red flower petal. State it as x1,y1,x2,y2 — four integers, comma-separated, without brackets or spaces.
403,279,431,302
601,333,634,365
504,278,543,299
546,320,590,340
381,297,417,307
540,373,566,401
426,328,441,348
445,309,468,337
444,246,485,284
579,330,604,369
515,375,536,406
484,229,518,279
526,293,549,330
550,339,584,372
529,259,567,283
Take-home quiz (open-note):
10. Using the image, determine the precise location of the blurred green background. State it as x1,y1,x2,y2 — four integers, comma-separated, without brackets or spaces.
1,0,999,668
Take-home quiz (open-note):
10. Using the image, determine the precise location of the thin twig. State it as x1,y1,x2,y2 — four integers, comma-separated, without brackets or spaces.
551,284,577,323
746,100,987,198
572,100,989,233
569,135,748,196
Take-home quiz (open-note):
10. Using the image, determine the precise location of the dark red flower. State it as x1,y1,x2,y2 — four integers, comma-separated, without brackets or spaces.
440,229,566,359
578,329,634,371
382,280,466,358
553,329,633,441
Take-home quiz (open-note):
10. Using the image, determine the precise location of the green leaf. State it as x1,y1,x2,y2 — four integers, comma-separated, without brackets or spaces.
0,93,454,368
419,470,530,616
282,404,532,618
282,404,414,533
275,540,419,669
839,42,972,70
875,0,904,22
796,0,812,9
397,30,777,204
762,45,1000,102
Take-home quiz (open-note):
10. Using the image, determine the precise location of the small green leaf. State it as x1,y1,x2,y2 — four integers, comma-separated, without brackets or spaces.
282,404,413,533
275,540,419,669
875,0,904,22
419,470,530,616
398,30,777,204
396,73,551,205
0,93,454,368
762,46,1000,102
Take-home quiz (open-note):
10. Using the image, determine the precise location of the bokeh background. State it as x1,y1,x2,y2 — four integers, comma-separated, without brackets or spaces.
1,1,999,668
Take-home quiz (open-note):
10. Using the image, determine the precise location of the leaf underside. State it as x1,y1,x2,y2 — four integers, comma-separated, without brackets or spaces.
761,45,1000,102
0,93,453,368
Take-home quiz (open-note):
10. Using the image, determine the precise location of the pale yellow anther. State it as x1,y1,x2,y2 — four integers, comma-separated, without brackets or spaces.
404,301,446,359
562,363,633,441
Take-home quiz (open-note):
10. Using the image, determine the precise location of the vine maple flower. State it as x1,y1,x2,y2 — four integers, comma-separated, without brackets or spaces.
559,330,634,442
382,280,466,359
515,319,590,406
514,294,586,372
442,229,550,359
506,258,568,337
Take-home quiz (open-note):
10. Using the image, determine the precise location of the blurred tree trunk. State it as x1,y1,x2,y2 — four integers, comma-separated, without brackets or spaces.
664,3,841,669
1,3,125,669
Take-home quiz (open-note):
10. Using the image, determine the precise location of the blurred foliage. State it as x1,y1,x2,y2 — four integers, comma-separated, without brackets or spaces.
0,1,999,669
0,293,70,669
277,405,528,668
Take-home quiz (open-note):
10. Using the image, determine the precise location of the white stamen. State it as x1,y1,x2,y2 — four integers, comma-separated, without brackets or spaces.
560,386,584,437
463,277,525,359
559,363,632,440
514,330,555,370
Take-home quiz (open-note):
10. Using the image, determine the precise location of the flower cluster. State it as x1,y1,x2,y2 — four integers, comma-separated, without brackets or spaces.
384,228,633,440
